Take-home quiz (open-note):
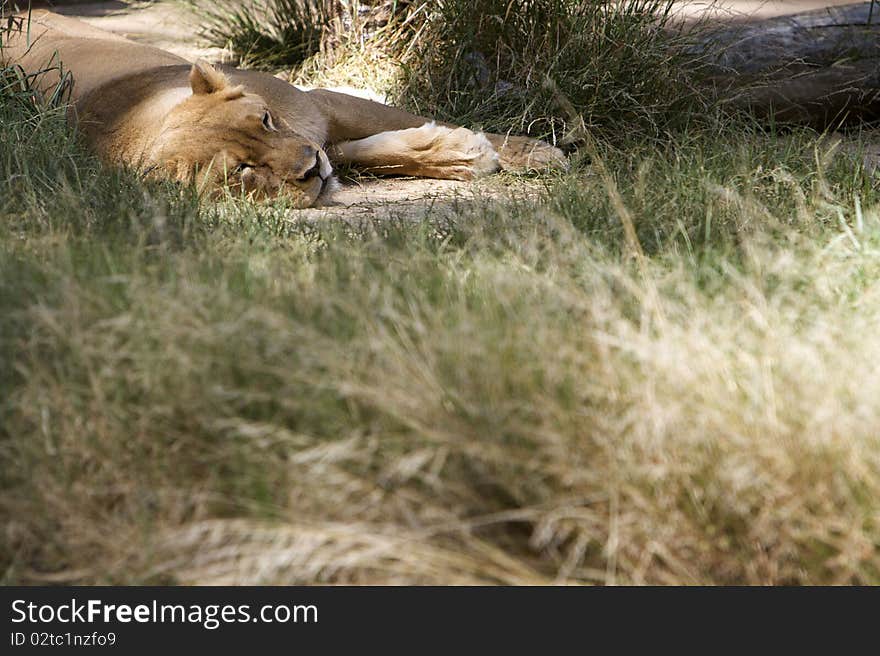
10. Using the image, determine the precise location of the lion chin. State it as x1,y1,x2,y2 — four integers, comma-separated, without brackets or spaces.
237,163,340,207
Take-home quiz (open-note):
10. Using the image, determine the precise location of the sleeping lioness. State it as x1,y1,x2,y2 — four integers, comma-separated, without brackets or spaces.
2,10,567,207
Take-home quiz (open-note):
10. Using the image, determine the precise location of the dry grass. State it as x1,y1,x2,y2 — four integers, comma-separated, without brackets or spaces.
4,150,880,583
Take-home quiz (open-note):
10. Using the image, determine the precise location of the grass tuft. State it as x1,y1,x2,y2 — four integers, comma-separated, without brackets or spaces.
180,0,335,70
395,0,713,144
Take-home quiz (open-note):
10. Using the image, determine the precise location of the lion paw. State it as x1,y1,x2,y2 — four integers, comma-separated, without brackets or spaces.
488,135,569,172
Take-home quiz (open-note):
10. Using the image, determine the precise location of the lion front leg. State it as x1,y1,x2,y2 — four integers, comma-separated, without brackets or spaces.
330,122,501,181
307,88,568,178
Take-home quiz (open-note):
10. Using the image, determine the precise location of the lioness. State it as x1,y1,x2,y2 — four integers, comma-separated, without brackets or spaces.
2,10,567,207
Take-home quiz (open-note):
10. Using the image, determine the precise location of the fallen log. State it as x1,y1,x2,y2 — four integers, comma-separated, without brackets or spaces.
694,2,880,126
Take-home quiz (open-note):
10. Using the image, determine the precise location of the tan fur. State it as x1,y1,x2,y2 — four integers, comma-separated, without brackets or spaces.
2,11,567,207
332,123,499,180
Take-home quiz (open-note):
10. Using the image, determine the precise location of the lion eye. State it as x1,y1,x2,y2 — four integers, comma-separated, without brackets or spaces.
261,110,276,132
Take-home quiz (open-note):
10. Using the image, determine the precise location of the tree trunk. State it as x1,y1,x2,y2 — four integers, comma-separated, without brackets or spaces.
697,2,880,126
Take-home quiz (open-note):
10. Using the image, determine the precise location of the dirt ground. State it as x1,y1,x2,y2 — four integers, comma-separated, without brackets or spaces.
15,0,880,217
37,1,223,62
673,1,868,22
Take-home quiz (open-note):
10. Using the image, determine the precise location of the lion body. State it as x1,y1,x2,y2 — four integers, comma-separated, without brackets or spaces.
2,10,565,206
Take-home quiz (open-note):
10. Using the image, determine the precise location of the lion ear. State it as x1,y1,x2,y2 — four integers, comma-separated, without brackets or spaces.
189,60,228,95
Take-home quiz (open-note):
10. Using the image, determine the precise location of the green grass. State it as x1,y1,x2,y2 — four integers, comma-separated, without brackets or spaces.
3,41,880,584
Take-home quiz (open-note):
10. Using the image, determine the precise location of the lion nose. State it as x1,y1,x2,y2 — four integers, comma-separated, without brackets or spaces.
295,144,323,182
300,158,322,181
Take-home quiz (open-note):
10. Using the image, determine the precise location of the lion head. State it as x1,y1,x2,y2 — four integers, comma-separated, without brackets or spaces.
148,61,335,207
